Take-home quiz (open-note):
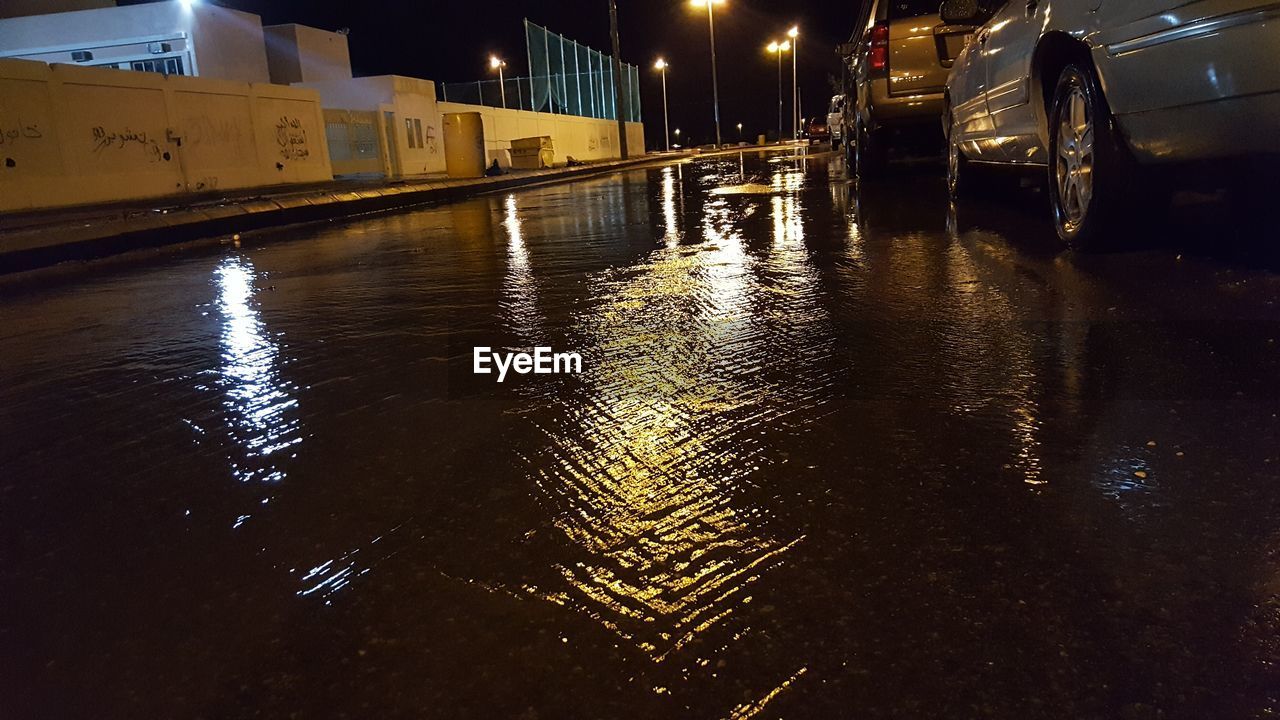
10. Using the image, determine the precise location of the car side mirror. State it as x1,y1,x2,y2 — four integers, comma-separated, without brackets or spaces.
836,42,856,57
939,0,983,24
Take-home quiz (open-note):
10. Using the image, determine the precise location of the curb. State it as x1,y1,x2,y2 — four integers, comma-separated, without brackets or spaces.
0,153,691,275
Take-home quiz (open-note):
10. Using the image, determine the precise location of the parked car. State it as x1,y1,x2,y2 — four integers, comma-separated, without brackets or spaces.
827,94,845,148
804,117,831,143
840,0,971,177
944,0,1280,248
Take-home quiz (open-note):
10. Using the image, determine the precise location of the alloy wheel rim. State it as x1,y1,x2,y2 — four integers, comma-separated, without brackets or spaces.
948,133,959,193
1055,86,1094,230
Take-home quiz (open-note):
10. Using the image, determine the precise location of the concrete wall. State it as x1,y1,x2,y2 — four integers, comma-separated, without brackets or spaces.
438,101,645,166
0,1,270,83
0,57,331,213
300,75,445,178
263,24,351,86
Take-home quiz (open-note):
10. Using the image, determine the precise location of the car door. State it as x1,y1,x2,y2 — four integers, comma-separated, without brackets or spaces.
946,5,1003,161
983,0,1046,164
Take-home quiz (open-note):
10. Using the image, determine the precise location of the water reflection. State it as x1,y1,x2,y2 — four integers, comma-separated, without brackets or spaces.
661,166,683,247
212,256,301,493
518,162,833,665
501,194,544,343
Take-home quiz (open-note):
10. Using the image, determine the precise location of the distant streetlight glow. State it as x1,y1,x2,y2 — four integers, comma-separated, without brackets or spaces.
489,55,507,109
655,59,671,152
689,0,726,148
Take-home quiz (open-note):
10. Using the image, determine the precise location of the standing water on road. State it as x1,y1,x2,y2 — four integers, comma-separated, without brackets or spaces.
3,150,1279,719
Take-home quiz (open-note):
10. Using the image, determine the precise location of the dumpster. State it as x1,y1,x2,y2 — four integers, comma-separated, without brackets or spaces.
510,136,554,170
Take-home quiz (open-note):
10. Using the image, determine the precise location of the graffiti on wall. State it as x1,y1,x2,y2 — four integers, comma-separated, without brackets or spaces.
424,124,438,154
0,120,43,146
91,126,165,162
275,115,310,160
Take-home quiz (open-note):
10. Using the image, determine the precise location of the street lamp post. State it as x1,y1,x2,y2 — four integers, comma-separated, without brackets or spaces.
609,0,629,159
788,25,799,142
737,122,743,142
766,40,790,143
489,55,507,109
691,0,725,148
655,58,671,152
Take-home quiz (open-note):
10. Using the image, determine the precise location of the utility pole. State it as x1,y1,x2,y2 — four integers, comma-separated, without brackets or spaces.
609,0,629,159
705,1,723,147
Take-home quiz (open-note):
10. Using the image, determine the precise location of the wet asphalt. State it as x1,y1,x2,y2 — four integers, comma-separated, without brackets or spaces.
2,149,1279,719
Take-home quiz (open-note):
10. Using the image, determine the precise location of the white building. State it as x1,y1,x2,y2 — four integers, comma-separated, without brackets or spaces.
263,23,352,86
0,0,272,83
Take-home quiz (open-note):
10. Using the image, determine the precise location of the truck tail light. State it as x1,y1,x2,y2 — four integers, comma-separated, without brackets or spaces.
869,23,889,77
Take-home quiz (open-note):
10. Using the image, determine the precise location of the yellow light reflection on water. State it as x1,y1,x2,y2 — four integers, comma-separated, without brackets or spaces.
516,169,832,664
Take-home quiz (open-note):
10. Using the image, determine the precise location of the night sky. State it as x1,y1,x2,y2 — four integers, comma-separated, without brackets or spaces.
120,0,862,148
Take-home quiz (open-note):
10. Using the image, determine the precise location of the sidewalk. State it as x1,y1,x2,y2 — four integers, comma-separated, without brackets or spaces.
0,151,694,274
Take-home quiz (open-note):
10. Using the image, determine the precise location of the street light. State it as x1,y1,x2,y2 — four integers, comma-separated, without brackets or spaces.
690,0,726,148
766,39,791,142
489,55,507,109
788,25,799,142
655,58,671,152
737,122,743,142
674,128,682,147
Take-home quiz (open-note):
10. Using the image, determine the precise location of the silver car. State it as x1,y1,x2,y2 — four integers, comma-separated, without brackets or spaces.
942,0,1280,248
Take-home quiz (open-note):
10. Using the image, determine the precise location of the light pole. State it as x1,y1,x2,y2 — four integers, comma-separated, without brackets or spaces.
737,122,743,142
674,128,681,147
489,55,507,109
766,40,790,142
609,0,629,159
690,0,725,148
788,25,799,142
655,58,671,152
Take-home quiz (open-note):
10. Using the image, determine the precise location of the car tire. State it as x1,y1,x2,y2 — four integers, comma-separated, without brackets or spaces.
855,122,887,180
1047,62,1134,250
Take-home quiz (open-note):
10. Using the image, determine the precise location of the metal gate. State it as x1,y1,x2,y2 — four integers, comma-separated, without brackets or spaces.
323,109,383,175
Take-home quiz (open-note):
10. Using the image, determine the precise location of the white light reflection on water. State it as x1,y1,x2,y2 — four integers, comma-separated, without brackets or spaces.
294,526,408,603
661,166,683,247
501,194,545,343
213,256,301,491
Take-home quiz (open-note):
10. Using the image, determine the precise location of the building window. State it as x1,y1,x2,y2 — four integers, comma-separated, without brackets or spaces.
406,118,417,148
128,56,186,76
413,119,424,150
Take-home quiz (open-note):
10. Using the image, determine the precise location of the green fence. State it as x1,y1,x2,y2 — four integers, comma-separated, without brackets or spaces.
439,20,641,123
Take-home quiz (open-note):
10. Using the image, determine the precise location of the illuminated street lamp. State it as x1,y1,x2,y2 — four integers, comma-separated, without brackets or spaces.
766,39,791,142
489,55,507,109
690,0,726,148
655,58,671,152
788,25,799,142
737,122,743,142
674,128,682,147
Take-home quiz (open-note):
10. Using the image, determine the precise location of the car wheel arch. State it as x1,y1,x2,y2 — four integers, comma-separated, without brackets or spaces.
1031,32,1094,151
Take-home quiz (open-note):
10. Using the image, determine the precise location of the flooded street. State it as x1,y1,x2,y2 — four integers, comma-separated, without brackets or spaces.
3,149,1280,719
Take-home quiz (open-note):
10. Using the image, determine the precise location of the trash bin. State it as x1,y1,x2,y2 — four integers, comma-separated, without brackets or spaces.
510,136,554,170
